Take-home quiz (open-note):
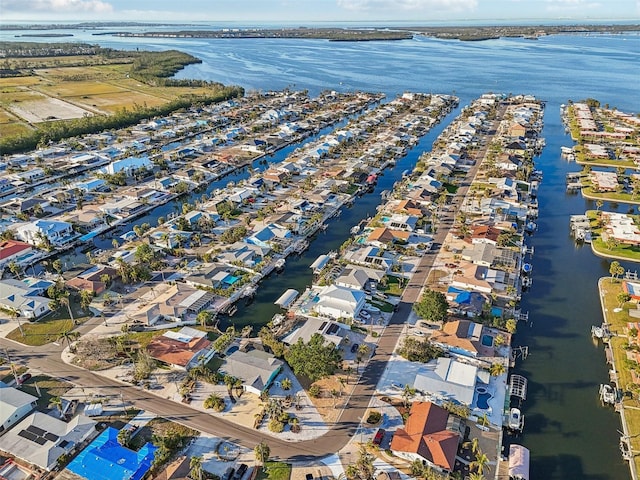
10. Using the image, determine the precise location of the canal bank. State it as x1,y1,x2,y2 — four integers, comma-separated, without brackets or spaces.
512,104,630,479
221,102,463,331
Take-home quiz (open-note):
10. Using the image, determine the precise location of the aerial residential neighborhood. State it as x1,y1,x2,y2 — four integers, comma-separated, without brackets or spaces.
0,81,544,480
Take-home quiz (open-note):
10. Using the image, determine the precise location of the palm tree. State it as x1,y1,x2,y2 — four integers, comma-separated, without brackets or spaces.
8,261,22,279
402,384,417,409
470,450,491,475
203,393,225,412
281,377,292,391
79,289,94,312
49,396,63,415
254,441,270,465
489,362,506,376
356,343,370,373
59,293,76,325
58,330,80,353
468,473,485,480
189,455,203,480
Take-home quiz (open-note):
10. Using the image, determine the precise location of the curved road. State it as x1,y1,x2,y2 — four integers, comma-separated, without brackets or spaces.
0,107,500,461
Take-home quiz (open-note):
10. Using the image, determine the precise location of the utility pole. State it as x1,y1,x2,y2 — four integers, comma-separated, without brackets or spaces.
3,348,18,384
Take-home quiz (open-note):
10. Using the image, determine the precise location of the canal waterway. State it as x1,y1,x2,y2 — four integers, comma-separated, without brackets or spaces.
3,27,639,478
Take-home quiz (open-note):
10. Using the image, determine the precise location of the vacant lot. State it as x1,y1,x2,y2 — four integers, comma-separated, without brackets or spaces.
0,59,217,137
9,96,94,122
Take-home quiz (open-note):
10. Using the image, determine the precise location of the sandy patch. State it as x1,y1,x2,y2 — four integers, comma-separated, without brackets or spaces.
9,96,93,122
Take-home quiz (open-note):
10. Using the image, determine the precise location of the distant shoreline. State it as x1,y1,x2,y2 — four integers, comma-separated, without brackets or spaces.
1,23,639,42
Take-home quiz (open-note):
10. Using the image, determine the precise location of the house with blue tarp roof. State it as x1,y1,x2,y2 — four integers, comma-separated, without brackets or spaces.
67,427,157,480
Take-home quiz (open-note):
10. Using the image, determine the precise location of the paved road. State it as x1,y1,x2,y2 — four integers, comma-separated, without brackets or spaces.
0,106,504,461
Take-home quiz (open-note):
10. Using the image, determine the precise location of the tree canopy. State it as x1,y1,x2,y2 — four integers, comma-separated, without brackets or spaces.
413,288,449,323
285,333,342,382
397,337,444,363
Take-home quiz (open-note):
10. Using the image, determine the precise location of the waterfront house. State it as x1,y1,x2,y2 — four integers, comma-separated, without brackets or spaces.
366,228,411,248
601,212,640,246
102,156,152,176
0,412,96,471
429,319,494,358
147,327,214,370
219,350,283,396
0,240,33,268
66,265,117,295
413,357,489,406
132,283,216,325
217,242,269,268
381,214,420,232
0,385,38,434
590,171,619,192
247,224,292,249
15,220,74,247
451,264,507,295
445,288,489,319
73,178,107,193
343,246,394,272
468,225,502,246
184,265,237,290
334,267,384,292
312,284,366,320
390,401,462,474
282,318,351,348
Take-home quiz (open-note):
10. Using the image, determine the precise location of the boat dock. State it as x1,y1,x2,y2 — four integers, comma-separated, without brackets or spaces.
570,214,592,242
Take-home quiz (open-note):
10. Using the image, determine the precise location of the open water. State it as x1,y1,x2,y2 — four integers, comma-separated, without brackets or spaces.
3,27,640,478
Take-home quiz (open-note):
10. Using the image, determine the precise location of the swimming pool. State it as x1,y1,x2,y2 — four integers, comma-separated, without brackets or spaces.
481,334,494,347
476,392,492,410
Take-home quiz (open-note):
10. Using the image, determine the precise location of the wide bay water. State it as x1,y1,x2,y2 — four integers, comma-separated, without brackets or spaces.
3,27,640,478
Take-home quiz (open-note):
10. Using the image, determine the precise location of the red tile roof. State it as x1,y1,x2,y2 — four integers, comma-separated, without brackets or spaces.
147,335,211,368
0,240,32,261
390,402,459,471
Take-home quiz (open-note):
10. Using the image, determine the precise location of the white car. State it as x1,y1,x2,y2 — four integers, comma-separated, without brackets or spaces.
359,310,371,320
410,329,425,337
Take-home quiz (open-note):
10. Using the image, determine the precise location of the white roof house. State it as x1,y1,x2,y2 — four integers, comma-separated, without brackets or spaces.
101,156,152,176
0,385,38,433
312,285,366,320
16,220,74,247
0,278,51,319
0,412,95,471
413,357,489,406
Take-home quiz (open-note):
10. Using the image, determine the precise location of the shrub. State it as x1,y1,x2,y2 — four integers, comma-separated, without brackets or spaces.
366,410,382,424
309,385,321,398
268,419,285,433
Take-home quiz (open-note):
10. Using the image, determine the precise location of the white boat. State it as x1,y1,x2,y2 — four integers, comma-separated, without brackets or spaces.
274,258,286,271
508,407,525,431
591,325,604,338
600,384,616,405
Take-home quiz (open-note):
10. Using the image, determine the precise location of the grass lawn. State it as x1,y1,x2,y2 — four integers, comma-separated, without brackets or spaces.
205,356,224,373
600,277,640,471
379,276,403,296
369,299,395,313
123,329,175,349
256,462,292,480
6,318,76,346
19,375,73,409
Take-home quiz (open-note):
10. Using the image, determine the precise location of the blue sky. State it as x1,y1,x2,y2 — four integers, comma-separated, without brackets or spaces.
1,0,638,23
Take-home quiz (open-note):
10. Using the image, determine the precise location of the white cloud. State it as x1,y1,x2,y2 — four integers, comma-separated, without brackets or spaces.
2,0,113,14
336,0,478,12
543,0,602,11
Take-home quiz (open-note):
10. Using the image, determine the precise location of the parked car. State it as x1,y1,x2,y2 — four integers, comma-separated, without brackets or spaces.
16,373,32,385
373,428,386,445
359,310,371,320
350,343,360,353
234,464,248,480
391,382,404,391
306,475,314,480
